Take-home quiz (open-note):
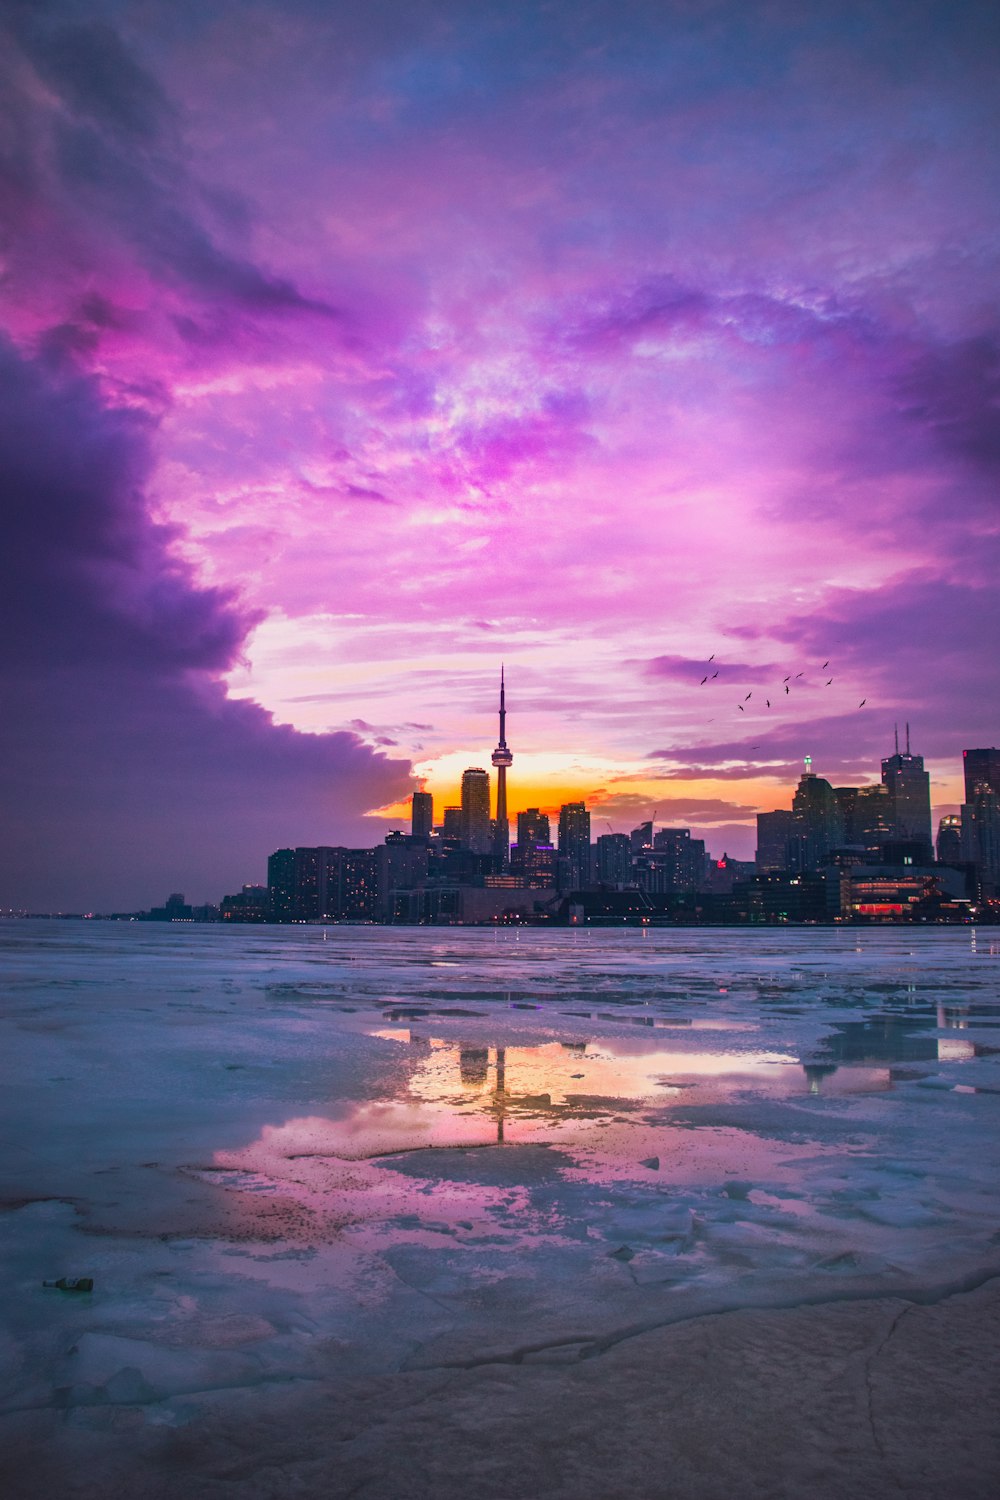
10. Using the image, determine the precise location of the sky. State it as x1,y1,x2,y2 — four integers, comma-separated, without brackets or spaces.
1,0,999,909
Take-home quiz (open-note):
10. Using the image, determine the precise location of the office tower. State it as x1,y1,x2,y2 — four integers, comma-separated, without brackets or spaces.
756,810,794,872
441,806,462,838
791,761,843,870
558,801,591,889
490,667,513,871
630,820,653,855
964,748,1000,801
460,767,492,854
937,814,962,866
517,807,550,847
596,832,631,885
411,790,433,840
881,726,932,860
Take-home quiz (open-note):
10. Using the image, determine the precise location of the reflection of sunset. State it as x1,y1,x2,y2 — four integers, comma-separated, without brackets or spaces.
399,1036,802,1110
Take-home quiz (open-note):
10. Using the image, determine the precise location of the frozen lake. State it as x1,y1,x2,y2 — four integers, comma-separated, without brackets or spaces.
2,921,999,1495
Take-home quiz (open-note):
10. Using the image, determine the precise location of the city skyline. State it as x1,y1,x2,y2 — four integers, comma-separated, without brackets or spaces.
2,1,999,910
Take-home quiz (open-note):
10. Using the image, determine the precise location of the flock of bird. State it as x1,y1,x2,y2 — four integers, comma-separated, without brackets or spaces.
694,653,868,722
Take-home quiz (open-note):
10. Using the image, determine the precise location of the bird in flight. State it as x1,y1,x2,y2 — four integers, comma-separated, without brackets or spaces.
784,685,790,694
825,678,833,685
711,671,719,679
821,660,829,669
744,692,752,700
738,704,745,712
782,675,790,683
859,699,866,707
708,654,715,661
766,698,771,707
795,672,804,678
700,675,708,684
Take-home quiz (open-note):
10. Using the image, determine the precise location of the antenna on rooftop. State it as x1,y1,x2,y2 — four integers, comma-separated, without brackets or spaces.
906,721,910,754
894,723,899,754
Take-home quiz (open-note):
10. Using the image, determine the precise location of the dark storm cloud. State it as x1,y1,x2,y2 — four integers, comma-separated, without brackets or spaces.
0,341,412,909
899,334,1000,474
1,9,341,326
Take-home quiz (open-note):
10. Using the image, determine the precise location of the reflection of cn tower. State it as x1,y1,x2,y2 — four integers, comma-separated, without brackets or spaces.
491,666,512,872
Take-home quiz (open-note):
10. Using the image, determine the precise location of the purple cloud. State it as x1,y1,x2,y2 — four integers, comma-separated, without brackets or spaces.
0,341,412,910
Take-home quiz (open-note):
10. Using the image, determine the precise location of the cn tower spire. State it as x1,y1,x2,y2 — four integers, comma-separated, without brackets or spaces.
491,664,513,872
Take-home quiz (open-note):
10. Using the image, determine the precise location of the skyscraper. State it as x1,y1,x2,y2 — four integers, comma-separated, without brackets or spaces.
791,763,843,870
516,807,550,847
964,748,1000,801
460,767,492,854
411,790,433,840
596,832,631,885
881,726,932,860
558,801,591,889
756,810,794,871
937,814,962,866
491,667,513,871
961,749,1000,900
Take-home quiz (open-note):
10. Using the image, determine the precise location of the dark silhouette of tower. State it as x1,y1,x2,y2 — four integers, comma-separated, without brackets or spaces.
491,666,513,871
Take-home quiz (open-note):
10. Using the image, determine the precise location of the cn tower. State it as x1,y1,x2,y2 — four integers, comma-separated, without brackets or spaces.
491,666,513,871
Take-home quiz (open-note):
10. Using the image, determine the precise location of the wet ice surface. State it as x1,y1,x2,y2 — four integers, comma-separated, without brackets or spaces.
2,921,1000,1425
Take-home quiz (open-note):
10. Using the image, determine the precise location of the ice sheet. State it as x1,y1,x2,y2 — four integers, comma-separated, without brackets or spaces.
2,921,999,1434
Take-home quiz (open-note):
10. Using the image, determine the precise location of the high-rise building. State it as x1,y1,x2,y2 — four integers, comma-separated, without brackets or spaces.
937,814,962,866
652,828,706,890
441,806,462,839
630,821,654,854
490,667,513,871
516,808,550,848
510,806,555,887
460,768,492,855
267,846,377,922
558,801,591,890
411,790,433,840
267,848,297,921
964,748,1000,801
596,832,631,885
881,727,932,860
791,762,843,871
756,810,794,872
960,784,1000,900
